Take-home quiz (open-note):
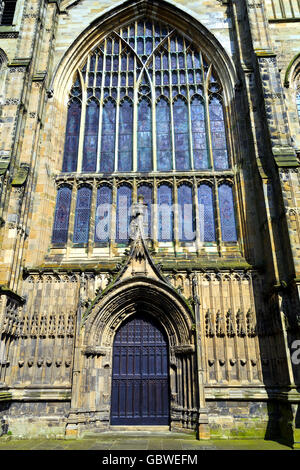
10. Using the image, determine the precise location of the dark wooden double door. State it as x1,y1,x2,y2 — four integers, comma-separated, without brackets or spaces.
111,314,170,425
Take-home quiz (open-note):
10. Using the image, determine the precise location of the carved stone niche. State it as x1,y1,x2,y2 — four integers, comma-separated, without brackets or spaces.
172,344,195,355
82,346,108,357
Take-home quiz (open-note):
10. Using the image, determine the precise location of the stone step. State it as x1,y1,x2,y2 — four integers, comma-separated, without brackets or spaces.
109,425,170,433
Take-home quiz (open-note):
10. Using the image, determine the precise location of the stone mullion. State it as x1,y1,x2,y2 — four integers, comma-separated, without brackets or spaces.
87,180,97,257
66,182,77,257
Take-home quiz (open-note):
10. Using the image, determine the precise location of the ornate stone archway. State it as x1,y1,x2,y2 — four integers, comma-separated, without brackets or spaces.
66,230,200,435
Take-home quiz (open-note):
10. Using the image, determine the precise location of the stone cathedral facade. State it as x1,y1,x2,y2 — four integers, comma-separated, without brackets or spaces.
0,0,300,445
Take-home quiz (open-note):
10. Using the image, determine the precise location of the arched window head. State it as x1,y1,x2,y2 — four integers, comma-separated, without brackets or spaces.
61,18,230,174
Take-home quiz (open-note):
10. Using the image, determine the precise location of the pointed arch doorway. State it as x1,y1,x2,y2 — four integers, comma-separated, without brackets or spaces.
111,312,170,425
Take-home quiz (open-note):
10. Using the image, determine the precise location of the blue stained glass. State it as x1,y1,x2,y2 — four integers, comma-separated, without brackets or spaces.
171,54,176,69
106,39,112,54
146,38,153,55
138,98,152,171
97,55,103,71
178,185,195,241
198,185,215,242
52,187,72,244
118,100,133,171
62,100,81,172
116,185,132,242
173,98,190,170
105,56,111,71
88,73,94,87
82,100,99,172
113,56,119,71
218,184,237,242
155,55,161,69
191,97,208,169
95,186,112,242
73,186,92,244
157,185,173,241
113,40,119,54
105,73,110,86
187,52,193,68
137,185,152,238
156,99,172,171
209,98,229,170
162,54,168,69
100,100,116,172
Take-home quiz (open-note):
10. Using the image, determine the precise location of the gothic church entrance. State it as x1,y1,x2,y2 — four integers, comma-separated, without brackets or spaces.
111,313,170,425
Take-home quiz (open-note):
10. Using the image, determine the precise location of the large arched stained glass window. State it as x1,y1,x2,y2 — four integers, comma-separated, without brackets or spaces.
73,186,92,244
61,19,230,174
55,18,238,251
52,187,72,244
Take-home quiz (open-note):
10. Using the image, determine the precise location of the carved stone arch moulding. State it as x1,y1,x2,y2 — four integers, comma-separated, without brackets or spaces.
82,277,194,352
50,0,238,104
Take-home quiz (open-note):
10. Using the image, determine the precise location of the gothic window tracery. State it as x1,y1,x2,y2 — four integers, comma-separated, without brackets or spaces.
52,18,239,251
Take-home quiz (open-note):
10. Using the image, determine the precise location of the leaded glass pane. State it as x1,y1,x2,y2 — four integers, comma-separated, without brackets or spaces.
100,100,116,172
118,100,133,172
209,98,229,170
82,100,99,172
218,184,237,242
178,185,195,241
157,185,173,241
297,92,300,121
137,185,152,238
198,184,215,242
73,186,92,244
52,187,72,244
173,98,190,170
62,100,81,172
95,186,112,242
137,98,152,171
191,96,209,169
116,185,132,242
156,99,172,171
